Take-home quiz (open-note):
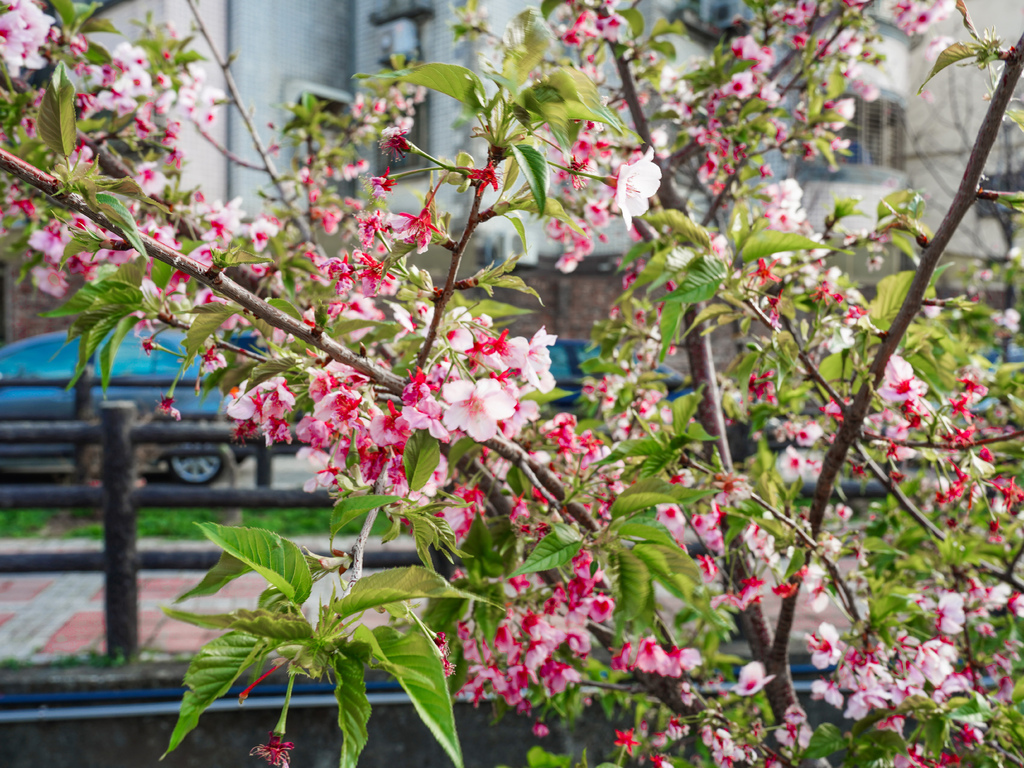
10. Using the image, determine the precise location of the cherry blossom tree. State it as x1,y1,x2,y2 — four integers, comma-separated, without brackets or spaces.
0,1,1023,767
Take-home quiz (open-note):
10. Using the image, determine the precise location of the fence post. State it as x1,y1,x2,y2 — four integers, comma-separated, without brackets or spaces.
255,443,273,487
73,364,94,483
101,401,138,660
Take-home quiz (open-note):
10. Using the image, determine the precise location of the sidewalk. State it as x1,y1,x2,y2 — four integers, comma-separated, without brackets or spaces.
0,535,358,664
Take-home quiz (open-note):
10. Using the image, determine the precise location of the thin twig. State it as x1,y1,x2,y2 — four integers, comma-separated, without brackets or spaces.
184,0,318,247
198,127,266,171
348,475,389,585
862,428,1024,450
417,184,486,369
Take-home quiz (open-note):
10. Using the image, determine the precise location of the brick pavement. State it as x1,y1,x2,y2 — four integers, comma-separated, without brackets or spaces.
0,535,364,664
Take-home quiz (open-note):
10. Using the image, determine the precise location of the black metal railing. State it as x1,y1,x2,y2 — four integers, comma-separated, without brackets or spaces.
0,401,418,658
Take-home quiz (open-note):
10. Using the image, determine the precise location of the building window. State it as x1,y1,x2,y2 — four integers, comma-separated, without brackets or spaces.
840,96,906,171
370,0,433,26
378,18,422,65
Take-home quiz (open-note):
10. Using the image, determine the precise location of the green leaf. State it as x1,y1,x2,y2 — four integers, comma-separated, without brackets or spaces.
1012,674,1024,703
949,692,992,724
195,524,313,604
613,549,651,621
151,258,173,290
671,390,702,437
176,551,251,602
38,61,77,158
164,632,261,755
331,494,402,537
868,270,915,330
619,7,645,36
662,256,727,304
642,209,711,250
918,42,976,94
227,609,312,640
267,297,302,320
803,723,847,760
334,566,478,618
502,8,551,87
184,303,234,361
95,192,147,257
632,542,700,601
511,523,582,576
609,478,716,519
81,17,121,35
50,0,75,27
540,0,561,17
659,301,682,362
1008,109,1024,135
619,520,681,551
404,430,441,491
335,654,372,768
510,144,549,217
741,230,830,263
163,607,311,640
161,607,236,630
367,62,484,111
374,629,463,768
97,314,137,391
212,246,273,268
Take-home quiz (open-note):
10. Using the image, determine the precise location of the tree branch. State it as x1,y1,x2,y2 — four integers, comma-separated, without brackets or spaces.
0,147,406,394
804,34,1024,544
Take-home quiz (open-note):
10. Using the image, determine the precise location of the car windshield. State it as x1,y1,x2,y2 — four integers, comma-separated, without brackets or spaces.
0,333,201,382
548,342,575,379
0,338,78,380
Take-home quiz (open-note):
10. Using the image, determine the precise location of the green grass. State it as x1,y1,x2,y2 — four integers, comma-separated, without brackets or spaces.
0,507,391,539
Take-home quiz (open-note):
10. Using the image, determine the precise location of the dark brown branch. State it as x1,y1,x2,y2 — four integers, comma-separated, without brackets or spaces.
0,147,406,394
804,34,1024,547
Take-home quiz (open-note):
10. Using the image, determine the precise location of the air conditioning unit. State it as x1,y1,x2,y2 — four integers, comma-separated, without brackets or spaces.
480,225,539,269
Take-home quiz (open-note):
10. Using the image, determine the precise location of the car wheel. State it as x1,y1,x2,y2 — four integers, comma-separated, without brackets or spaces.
168,453,223,484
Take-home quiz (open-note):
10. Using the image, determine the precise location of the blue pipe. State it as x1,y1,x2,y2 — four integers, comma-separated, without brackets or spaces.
0,680,404,707
0,667,834,708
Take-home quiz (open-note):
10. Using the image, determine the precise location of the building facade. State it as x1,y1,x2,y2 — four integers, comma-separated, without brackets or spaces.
4,0,1021,345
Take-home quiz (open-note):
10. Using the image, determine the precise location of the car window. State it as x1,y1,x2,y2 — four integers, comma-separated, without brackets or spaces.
0,338,79,380
549,343,575,380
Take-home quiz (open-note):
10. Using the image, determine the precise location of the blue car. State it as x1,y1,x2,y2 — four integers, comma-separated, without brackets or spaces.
0,331,230,483
549,339,688,406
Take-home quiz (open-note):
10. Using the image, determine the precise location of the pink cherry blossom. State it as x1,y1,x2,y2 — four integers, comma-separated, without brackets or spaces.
879,354,928,403
615,148,662,230
390,208,440,254
734,661,775,696
441,378,516,441
935,591,965,634
807,623,844,669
